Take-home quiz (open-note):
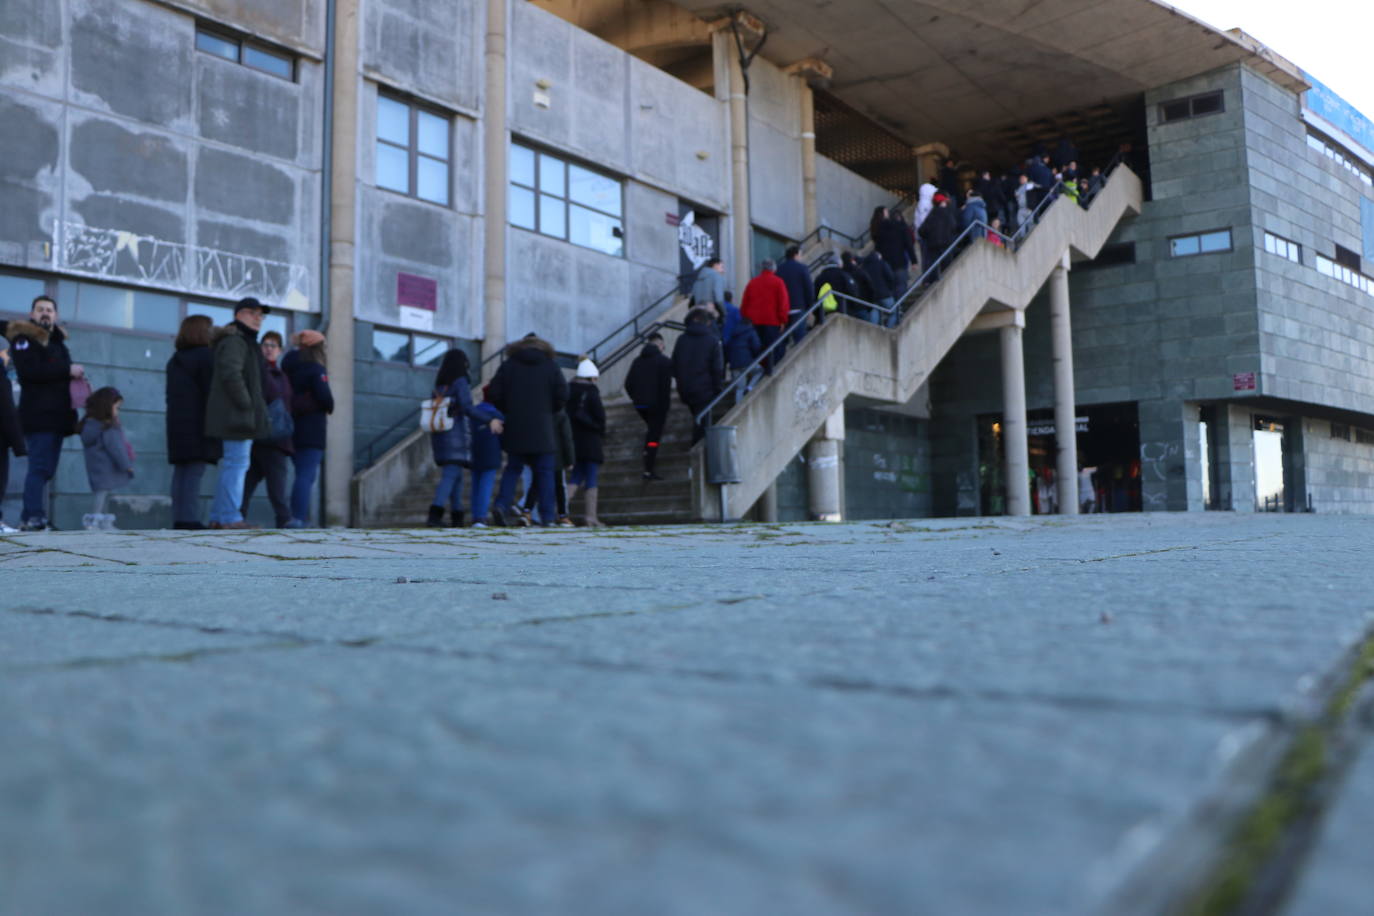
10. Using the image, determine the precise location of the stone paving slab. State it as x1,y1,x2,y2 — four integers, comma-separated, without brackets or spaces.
2,513,1373,915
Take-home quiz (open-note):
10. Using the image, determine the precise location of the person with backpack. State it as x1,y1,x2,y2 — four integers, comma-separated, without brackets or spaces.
426,349,486,528
565,358,606,527
79,386,134,531
624,332,674,480
814,253,855,326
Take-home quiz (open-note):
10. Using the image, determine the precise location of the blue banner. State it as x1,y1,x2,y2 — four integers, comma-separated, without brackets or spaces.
1363,197,1374,264
1303,71,1374,160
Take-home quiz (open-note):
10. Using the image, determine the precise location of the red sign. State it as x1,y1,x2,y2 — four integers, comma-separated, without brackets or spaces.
664,212,681,227
397,272,437,311
1233,372,1256,391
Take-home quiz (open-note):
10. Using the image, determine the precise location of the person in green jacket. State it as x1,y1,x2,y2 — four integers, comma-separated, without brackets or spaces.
205,297,271,529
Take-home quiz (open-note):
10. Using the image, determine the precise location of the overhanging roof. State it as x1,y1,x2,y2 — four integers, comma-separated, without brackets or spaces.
679,0,1307,154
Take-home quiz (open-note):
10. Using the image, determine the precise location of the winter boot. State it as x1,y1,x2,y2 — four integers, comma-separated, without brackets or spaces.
426,505,446,528
82,513,99,531
642,443,663,481
449,509,465,528
98,513,119,532
584,488,606,528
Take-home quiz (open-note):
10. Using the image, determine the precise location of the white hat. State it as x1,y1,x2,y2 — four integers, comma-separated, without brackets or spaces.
576,358,599,379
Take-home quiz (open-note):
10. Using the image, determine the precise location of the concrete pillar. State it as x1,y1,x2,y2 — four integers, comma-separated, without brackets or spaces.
914,142,949,188
323,0,359,527
720,30,752,293
760,483,778,522
806,407,844,521
1000,319,1030,517
1049,254,1078,515
481,0,508,374
799,80,817,236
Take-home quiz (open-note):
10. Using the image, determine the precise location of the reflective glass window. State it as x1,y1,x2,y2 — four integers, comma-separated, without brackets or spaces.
373,329,411,362
509,142,624,257
377,93,452,206
510,144,536,188
376,142,409,193
377,96,410,146
417,156,449,205
417,111,449,159
195,30,239,61
0,273,47,316
569,205,623,257
538,154,565,197
413,335,448,367
539,194,566,239
510,186,536,229
243,45,292,79
569,164,620,215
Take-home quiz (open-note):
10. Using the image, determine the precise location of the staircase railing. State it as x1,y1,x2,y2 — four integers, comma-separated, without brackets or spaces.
694,155,1129,429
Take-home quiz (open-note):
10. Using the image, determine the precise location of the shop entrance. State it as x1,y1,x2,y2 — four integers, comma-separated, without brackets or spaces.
977,402,1141,516
1253,416,1286,512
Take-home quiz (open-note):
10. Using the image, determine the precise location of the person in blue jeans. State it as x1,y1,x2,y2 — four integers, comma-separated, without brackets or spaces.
3,296,84,531
282,330,333,528
205,298,272,529
467,396,505,527
426,349,492,528
485,335,566,528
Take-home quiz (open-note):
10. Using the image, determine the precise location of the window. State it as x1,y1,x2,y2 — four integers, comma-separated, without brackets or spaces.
1305,130,1374,187
195,26,294,80
1331,423,1351,441
1160,91,1225,123
0,269,296,338
1170,229,1232,258
370,328,452,366
509,142,624,257
1315,254,1373,295
377,93,451,206
1263,232,1301,264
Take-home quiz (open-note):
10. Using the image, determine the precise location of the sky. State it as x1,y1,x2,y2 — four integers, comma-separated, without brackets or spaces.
1166,0,1374,125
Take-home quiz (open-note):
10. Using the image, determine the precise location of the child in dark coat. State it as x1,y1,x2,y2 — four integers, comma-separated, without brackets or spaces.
468,390,505,528
79,386,134,530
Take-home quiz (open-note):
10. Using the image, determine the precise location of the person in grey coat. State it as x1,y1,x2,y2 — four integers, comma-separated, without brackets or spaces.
690,258,727,315
79,386,134,531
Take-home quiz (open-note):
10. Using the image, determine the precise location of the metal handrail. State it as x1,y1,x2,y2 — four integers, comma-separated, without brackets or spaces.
584,270,700,364
795,187,921,253
693,161,1130,428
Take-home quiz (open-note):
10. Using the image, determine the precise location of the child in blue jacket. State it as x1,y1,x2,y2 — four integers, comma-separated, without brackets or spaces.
468,391,505,528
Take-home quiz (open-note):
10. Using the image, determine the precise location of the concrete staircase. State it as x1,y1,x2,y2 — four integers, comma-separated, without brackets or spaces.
688,167,1145,520
594,397,699,525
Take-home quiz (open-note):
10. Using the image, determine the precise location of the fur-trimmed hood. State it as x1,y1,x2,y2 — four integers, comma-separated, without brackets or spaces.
211,322,251,345
505,336,554,363
1,319,59,347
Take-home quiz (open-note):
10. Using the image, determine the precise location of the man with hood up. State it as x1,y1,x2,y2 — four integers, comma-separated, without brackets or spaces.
672,307,725,446
624,332,674,480
486,334,568,527
2,295,84,531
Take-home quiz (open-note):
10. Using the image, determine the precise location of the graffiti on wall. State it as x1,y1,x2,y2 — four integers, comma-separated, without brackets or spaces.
56,222,310,310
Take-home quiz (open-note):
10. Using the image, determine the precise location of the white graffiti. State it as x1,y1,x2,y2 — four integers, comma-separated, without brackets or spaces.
56,221,311,309
794,381,829,413
678,211,714,269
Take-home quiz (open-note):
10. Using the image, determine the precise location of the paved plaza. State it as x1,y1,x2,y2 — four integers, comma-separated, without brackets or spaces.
2,513,1372,915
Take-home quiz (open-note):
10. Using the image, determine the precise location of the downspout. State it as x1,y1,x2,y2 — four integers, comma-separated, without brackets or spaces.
318,0,334,334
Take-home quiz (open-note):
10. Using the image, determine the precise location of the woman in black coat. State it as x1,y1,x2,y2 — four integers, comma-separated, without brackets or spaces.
565,358,607,527
165,315,222,529
0,341,28,533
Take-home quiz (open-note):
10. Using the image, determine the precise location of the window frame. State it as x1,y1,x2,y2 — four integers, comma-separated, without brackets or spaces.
194,24,296,82
0,268,298,341
376,90,454,207
368,326,455,367
1305,129,1374,187
1315,253,1373,295
1262,231,1302,264
508,140,625,258
1169,228,1233,258
1159,90,1225,124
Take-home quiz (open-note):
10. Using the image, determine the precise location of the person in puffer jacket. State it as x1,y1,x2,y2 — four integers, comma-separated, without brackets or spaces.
467,393,505,528
79,386,134,531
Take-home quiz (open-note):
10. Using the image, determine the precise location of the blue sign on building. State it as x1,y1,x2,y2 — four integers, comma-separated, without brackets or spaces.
1303,71,1374,161
1362,198,1374,264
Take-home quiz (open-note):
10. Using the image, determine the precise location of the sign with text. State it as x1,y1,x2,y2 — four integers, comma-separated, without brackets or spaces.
1233,372,1256,392
397,272,437,311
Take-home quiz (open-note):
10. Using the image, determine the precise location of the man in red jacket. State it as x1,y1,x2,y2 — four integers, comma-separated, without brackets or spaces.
739,259,790,373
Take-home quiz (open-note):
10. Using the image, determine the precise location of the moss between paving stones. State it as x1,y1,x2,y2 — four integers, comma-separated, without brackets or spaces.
1182,633,1374,915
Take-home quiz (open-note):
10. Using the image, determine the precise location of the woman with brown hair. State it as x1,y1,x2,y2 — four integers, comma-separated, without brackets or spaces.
282,330,334,527
165,314,222,529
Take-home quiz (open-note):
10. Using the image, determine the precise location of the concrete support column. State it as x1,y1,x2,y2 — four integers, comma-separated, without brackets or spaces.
720,30,752,294
481,0,509,374
806,407,844,521
799,80,817,236
760,484,778,523
323,0,359,527
1049,254,1079,515
1000,318,1030,517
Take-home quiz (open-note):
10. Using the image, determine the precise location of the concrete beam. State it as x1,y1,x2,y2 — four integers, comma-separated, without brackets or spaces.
964,308,1024,335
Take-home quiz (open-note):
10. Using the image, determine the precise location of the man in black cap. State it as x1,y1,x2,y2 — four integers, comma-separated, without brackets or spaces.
205,297,272,529
1,295,84,530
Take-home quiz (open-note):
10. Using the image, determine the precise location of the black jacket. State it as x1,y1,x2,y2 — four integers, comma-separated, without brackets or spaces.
919,204,959,253
165,346,224,465
3,319,74,436
774,257,815,315
566,379,606,465
672,322,724,406
1,364,26,458
844,263,874,301
282,352,334,451
486,337,568,455
873,218,916,270
625,344,673,412
815,265,855,301
861,252,897,300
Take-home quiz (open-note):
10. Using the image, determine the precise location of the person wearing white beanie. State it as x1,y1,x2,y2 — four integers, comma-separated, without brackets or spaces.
566,356,606,527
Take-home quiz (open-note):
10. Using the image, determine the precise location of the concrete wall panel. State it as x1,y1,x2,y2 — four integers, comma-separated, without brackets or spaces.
748,118,803,240
171,0,322,51
365,0,480,111
196,59,302,162
816,154,893,240
0,0,64,97
628,59,727,212
70,0,194,131
194,147,296,225
70,117,190,204
0,95,61,250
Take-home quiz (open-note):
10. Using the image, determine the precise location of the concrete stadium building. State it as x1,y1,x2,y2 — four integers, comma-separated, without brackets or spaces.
2,0,1373,527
